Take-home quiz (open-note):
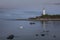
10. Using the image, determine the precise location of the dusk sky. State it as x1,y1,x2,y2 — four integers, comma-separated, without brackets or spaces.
0,0,60,19
0,0,60,10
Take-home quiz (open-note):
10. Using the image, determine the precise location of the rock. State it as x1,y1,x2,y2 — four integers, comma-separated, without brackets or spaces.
53,35,56,38
36,34,39,36
7,34,14,40
41,34,45,36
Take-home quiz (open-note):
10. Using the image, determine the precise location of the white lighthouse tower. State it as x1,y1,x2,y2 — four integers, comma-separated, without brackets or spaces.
42,8,46,15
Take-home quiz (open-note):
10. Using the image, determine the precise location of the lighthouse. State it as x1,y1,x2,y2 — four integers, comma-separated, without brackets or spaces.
42,8,46,15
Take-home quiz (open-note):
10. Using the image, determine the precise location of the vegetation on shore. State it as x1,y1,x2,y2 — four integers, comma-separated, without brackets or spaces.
29,14,60,19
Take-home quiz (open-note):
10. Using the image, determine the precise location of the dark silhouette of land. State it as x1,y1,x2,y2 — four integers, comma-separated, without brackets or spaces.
28,14,60,21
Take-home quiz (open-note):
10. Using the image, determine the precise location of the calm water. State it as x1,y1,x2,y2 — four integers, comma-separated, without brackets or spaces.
0,19,60,40
0,9,60,40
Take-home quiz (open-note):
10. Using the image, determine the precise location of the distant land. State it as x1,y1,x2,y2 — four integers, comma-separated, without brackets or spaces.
28,8,60,21
16,8,60,21
28,14,60,21
16,14,60,21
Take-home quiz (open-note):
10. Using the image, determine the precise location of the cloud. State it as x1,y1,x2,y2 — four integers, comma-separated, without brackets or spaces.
53,3,60,5
0,0,48,9
46,3,60,5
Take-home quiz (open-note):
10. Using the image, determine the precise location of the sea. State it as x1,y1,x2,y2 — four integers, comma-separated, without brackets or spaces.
0,8,60,40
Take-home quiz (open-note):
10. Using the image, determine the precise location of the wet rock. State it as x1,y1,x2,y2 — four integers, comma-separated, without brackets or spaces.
53,35,56,38
41,34,45,36
30,22,35,24
7,34,14,40
36,34,39,36
46,30,49,32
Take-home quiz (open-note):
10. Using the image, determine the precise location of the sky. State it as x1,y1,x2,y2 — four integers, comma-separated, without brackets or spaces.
0,0,60,10
0,0,60,19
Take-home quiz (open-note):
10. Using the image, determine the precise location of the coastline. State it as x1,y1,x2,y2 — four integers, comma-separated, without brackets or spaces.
28,14,60,21
16,18,60,21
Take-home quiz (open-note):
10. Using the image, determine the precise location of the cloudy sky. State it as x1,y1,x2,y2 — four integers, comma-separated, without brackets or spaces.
0,0,60,10
0,0,60,13
0,0,60,19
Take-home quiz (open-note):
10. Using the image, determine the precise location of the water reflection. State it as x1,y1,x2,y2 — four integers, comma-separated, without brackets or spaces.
20,25,23,29
0,19,60,40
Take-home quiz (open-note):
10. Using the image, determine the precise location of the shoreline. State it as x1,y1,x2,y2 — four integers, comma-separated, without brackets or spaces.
1,18,60,21
16,18,60,21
